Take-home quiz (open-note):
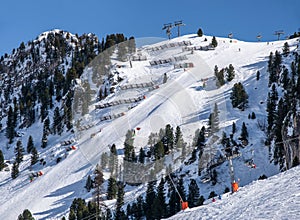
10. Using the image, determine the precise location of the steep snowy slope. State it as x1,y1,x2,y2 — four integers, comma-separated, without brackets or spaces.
168,165,300,220
0,33,299,219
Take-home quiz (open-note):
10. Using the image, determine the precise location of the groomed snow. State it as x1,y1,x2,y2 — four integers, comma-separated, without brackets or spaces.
167,165,300,220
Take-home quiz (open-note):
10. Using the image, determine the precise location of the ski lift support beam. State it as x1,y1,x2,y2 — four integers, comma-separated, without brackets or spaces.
274,30,284,40
174,20,185,37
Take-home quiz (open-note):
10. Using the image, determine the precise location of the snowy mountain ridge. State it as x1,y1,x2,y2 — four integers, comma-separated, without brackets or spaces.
0,31,299,219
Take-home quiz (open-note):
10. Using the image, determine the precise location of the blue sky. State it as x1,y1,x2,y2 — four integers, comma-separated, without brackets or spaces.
1,0,299,55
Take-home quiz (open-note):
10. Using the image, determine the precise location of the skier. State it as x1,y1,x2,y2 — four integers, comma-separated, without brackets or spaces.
212,197,216,202
218,195,222,200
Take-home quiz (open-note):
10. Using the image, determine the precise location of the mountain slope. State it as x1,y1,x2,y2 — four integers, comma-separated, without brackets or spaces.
0,32,299,219
168,165,300,220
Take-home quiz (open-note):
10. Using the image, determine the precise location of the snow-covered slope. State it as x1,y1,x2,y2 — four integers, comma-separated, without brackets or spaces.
168,165,300,220
0,33,299,219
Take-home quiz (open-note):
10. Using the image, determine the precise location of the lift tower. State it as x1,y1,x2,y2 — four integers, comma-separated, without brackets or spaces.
163,23,173,40
174,20,185,37
274,30,284,40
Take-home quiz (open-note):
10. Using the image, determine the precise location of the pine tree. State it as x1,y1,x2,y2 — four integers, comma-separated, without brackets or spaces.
41,131,48,148
256,71,260,81
177,177,186,201
44,117,50,135
6,106,15,144
101,152,108,169
11,161,19,179
30,147,39,165
17,209,35,220
127,36,136,54
0,150,5,171
232,122,236,134
215,68,225,87
94,164,104,213
230,82,249,110
282,42,290,57
154,141,165,160
64,93,73,130
145,180,156,219
226,64,235,81
240,122,248,141
69,198,89,220
109,144,118,175
174,126,185,150
196,126,206,149
124,130,135,162
168,182,181,216
211,169,218,185
208,103,219,134
187,179,200,208
117,41,128,62
267,52,274,74
164,124,174,153
281,67,289,90
138,147,145,164
163,73,168,84
27,135,34,153
214,65,219,78
107,176,118,199
115,182,126,220
15,140,24,164
152,178,167,219
85,175,93,192
267,84,278,132
53,107,62,135
208,191,217,199
211,36,218,48
197,28,203,37
135,195,144,219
